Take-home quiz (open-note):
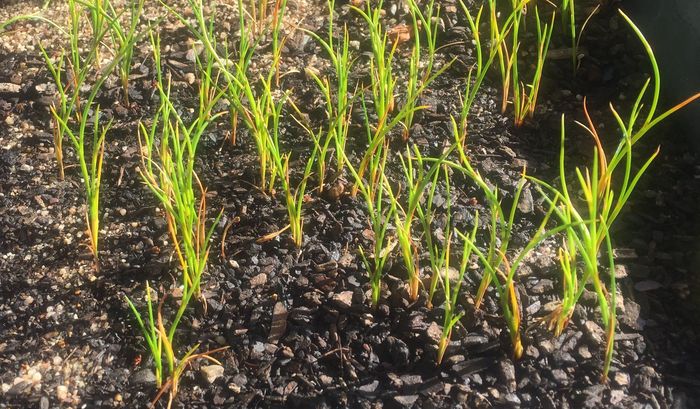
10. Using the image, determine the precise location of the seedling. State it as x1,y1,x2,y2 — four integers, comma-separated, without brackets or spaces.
39,0,109,180
485,0,554,124
455,0,521,143
46,18,133,267
402,0,440,142
270,0,288,85
450,123,525,311
458,182,566,359
167,0,285,193
511,7,555,126
85,0,108,68
416,162,450,306
125,283,228,409
261,95,319,247
388,150,422,301
130,34,226,403
437,209,478,364
433,124,569,358
527,10,700,380
303,0,353,187
352,0,397,131
102,0,146,105
351,64,452,198
388,146,441,301
224,0,256,145
411,159,480,362
138,31,224,308
52,103,110,268
561,0,577,71
385,146,454,302
351,0,453,191
346,146,395,307
232,69,286,193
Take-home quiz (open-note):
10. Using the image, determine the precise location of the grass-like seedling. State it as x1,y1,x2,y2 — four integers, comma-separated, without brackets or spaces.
527,10,700,380
351,65,451,199
486,0,520,114
561,0,577,70
510,7,555,126
350,0,455,196
384,146,453,302
346,146,395,307
528,114,620,377
125,282,228,408
437,209,478,364
52,103,110,268
270,0,288,85
260,96,319,247
138,31,224,313
79,0,148,104
455,0,521,143
130,36,227,404
39,45,70,181
168,0,284,193
387,146,439,301
224,0,256,146
402,0,439,142
130,33,227,400
101,0,146,105
486,0,554,124
39,0,108,180
351,0,453,182
413,160,481,362
85,0,108,68
487,0,555,125
44,12,133,267
435,124,571,358
232,70,285,193
416,162,450,307
450,124,524,311
350,0,402,194
352,0,396,130
304,0,353,188
457,178,565,359
388,148,423,301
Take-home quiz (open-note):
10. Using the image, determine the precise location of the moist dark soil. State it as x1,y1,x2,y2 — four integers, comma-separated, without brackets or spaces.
1,0,699,408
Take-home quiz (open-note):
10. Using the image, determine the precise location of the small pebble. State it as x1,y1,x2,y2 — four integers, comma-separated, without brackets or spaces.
56,385,68,402
200,365,225,384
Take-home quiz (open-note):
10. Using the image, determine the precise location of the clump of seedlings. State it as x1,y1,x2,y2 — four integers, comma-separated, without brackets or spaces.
52,95,110,269
402,0,440,142
426,167,480,363
39,0,110,180
352,0,396,133
101,0,146,105
347,145,395,307
528,10,700,380
125,282,227,409
304,0,353,189
455,0,520,142
128,32,226,407
486,0,555,126
510,6,555,126
41,2,135,267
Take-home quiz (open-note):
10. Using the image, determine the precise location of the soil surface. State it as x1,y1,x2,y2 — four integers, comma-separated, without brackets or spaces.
1,0,699,408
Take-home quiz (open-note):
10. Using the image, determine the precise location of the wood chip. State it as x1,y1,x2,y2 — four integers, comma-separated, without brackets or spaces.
267,302,287,344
